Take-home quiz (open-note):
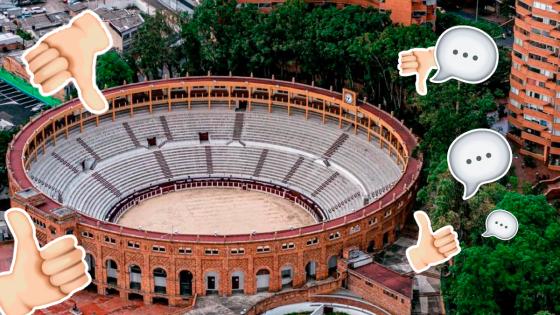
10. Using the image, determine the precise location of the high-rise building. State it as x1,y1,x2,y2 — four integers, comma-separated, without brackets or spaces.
507,0,560,170
238,0,437,27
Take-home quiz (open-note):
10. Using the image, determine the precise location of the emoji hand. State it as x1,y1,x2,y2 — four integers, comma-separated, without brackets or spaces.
22,10,112,114
0,208,91,315
397,47,437,96
405,211,461,273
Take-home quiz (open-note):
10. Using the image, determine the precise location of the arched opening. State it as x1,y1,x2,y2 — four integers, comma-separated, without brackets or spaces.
179,270,193,297
106,259,118,286
105,259,119,296
305,261,317,281
205,271,219,295
280,265,293,289
327,256,338,277
85,253,95,280
129,265,142,290
256,269,270,292
367,240,376,253
152,297,169,305
85,253,97,292
128,292,143,301
231,271,244,294
383,231,390,246
153,268,167,294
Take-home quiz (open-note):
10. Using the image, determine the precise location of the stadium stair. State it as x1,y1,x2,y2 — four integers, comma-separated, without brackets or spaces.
153,151,173,179
282,156,304,183
253,149,269,177
122,122,141,147
323,133,349,158
232,113,245,141
205,146,214,174
311,172,339,197
91,172,122,197
159,116,173,141
76,138,101,161
51,152,80,174
329,192,362,213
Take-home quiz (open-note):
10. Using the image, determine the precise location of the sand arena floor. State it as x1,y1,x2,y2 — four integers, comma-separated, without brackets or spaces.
117,188,317,234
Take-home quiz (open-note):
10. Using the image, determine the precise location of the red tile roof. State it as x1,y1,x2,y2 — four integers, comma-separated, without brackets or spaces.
352,262,413,298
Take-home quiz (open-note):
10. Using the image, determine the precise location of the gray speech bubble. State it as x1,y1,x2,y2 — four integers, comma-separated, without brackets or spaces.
431,26,499,84
448,129,512,200
482,209,518,240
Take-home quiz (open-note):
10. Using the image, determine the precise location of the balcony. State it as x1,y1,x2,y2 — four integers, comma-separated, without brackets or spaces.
522,118,547,131
523,107,550,121
532,7,559,21
528,32,558,48
522,131,550,146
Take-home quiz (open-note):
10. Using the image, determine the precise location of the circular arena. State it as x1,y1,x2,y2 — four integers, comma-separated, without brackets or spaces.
7,76,421,308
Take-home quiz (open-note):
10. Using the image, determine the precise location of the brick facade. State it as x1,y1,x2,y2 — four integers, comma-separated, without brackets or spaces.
7,76,421,308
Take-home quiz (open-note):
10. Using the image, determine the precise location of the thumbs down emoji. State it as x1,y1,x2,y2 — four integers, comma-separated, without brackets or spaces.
22,10,113,115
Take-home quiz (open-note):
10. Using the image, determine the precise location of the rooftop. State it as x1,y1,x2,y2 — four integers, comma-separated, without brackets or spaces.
67,2,88,13
94,7,144,34
0,32,21,45
351,262,413,298
17,11,69,32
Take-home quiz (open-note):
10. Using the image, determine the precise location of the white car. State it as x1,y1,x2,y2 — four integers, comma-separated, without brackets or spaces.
31,7,46,14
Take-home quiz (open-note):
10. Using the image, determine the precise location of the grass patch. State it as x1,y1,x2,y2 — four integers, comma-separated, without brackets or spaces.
0,67,62,107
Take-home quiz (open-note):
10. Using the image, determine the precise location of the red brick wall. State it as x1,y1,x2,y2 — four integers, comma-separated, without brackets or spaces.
347,271,411,315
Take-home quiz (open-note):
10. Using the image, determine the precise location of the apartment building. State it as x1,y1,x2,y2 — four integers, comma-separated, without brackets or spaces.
507,0,560,170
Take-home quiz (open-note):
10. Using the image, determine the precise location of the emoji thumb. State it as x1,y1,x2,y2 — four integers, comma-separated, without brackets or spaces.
414,211,433,239
74,72,108,115
415,70,429,96
5,208,40,255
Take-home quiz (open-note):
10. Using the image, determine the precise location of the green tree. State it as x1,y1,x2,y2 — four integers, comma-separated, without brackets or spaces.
96,50,134,89
0,130,17,187
443,193,560,314
129,11,176,79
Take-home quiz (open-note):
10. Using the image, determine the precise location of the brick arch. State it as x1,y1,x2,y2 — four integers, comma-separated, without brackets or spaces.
104,257,120,269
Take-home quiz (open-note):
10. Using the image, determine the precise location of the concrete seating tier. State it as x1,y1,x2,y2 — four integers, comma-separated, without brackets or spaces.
28,106,402,221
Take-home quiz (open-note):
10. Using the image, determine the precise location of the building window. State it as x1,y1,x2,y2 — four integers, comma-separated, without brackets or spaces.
384,209,392,218
281,242,295,250
178,247,192,255
350,224,361,234
104,236,116,244
81,231,94,239
369,217,378,226
152,245,166,252
127,241,140,249
256,246,271,253
383,289,399,300
329,232,341,240
204,248,219,255
306,238,319,246
230,248,245,255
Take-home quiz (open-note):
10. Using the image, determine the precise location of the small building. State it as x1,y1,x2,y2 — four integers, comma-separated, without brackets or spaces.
347,262,413,315
67,2,88,17
0,211,11,242
0,32,23,52
0,119,14,131
94,7,144,52
16,11,70,39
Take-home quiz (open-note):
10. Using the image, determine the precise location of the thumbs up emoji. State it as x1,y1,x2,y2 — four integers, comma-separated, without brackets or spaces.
405,211,461,273
22,10,113,115
0,208,91,315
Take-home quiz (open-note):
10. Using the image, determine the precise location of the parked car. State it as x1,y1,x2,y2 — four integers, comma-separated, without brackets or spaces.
31,7,46,14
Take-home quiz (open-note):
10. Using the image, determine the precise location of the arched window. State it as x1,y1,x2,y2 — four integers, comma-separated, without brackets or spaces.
129,265,142,290
153,268,167,294
179,270,193,297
